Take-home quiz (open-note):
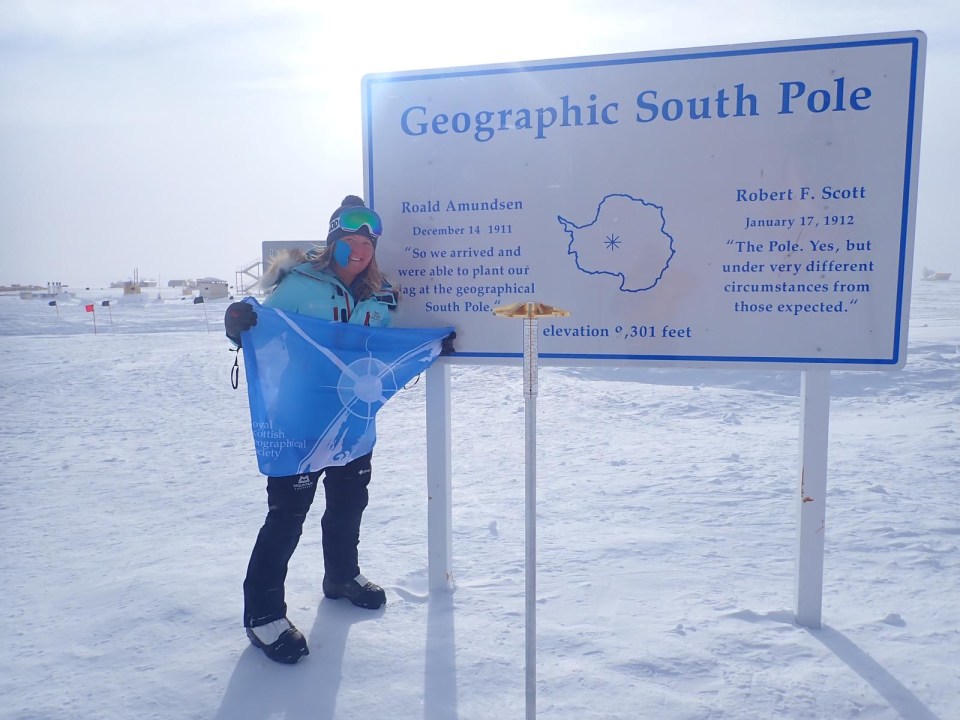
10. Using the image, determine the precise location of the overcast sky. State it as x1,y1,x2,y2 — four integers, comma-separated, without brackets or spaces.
1,0,956,288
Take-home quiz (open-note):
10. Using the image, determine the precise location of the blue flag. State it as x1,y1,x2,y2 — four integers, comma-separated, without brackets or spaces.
240,298,452,476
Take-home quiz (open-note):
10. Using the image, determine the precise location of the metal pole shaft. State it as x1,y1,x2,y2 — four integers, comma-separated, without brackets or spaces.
495,301,567,719
523,316,537,720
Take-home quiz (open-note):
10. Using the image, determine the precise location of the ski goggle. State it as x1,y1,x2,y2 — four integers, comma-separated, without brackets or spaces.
329,206,383,239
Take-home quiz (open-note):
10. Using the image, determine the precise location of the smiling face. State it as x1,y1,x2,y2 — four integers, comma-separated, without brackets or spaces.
332,233,375,284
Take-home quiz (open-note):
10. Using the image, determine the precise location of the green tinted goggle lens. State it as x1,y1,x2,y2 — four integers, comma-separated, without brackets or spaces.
332,207,383,239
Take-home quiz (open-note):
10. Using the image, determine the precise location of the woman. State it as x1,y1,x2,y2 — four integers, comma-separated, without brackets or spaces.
225,196,399,664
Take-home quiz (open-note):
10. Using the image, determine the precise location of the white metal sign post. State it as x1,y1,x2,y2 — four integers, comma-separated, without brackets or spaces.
796,369,831,627
425,363,453,591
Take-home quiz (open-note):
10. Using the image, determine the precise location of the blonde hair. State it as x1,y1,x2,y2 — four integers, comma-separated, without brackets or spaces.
260,242,392,301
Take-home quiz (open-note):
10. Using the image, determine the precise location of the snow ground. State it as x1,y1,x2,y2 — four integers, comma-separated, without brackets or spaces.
0,281,957,720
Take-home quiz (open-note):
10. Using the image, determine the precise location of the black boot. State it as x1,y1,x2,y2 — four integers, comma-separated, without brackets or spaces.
246,618,309,664
322,573,386,609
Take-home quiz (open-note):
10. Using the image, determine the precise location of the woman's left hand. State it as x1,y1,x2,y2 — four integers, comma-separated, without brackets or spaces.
440,331,457,356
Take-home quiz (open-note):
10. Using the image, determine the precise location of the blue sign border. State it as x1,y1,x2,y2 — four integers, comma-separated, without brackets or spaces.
363,34,924,368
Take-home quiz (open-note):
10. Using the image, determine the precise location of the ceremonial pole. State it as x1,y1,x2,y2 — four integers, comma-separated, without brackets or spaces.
494,301,570,720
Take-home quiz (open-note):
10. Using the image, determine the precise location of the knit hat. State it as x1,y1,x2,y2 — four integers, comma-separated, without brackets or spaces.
327,195,382,247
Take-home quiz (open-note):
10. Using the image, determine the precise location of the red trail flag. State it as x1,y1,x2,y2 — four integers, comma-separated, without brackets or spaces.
85,303,97,334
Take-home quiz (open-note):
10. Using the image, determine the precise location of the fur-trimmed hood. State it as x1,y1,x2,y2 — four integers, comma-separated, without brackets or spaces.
258,248,309,291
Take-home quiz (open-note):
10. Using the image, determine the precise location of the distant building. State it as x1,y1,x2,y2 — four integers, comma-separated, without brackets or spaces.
196,277,229,299
22,282,74,301
1,283,43,295
921,267,952,281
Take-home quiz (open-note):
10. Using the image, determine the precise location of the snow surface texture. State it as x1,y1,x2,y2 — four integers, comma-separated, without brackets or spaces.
1,283,958,720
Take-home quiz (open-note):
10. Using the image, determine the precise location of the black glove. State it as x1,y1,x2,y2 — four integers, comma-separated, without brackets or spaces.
440,331,456,356
224,301,257,346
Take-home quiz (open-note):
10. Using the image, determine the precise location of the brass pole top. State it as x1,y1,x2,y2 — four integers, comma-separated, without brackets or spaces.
493,301,571,319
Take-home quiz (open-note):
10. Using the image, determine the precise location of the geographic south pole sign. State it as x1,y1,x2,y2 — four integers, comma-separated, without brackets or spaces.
363,31,925,369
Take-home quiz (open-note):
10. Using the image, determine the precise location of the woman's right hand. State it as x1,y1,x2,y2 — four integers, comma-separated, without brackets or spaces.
224,302,257,345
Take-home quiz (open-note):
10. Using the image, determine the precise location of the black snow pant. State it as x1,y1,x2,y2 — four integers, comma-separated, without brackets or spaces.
242,452,373,628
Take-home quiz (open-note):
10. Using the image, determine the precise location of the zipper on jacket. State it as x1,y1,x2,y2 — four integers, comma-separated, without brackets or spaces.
333,284,352,323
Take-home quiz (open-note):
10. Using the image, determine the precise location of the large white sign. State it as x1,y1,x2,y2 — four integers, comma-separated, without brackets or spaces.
363,32,925,368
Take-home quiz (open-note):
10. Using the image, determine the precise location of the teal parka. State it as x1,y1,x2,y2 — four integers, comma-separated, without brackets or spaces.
264,262,396,327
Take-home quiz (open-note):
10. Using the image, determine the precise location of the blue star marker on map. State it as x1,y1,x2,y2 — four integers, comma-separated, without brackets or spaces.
558,193,675,292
